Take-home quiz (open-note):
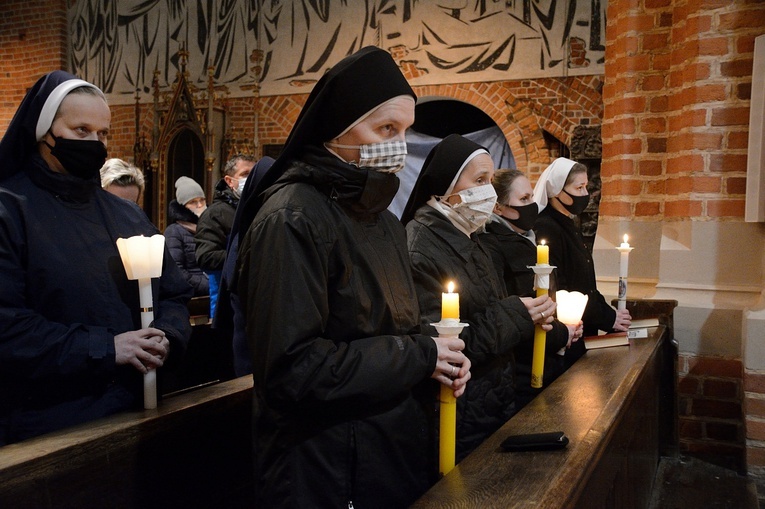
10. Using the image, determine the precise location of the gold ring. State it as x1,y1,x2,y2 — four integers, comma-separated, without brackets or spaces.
540,311,545,318
450,366,456,378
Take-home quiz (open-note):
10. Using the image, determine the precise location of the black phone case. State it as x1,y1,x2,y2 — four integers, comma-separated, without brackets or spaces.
500,431,569,452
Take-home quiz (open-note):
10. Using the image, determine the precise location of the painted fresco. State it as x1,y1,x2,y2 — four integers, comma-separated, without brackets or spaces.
69,0,606,103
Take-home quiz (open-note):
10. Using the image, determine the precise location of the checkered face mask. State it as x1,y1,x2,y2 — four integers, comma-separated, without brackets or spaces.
326,140,408,174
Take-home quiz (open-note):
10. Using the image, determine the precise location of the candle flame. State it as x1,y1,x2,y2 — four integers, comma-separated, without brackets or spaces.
540,239,547,246
447,281,455,293
623,234,629,243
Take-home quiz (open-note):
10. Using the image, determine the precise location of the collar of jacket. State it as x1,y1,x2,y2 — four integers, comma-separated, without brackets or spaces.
26,153,99,204
213,178,239,208
168,199,199,224
412,205,478,264
272,145,400,215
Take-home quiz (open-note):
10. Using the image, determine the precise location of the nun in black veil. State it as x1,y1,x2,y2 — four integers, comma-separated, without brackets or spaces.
402,134,559,460
234,47,472,508
0,71,191,445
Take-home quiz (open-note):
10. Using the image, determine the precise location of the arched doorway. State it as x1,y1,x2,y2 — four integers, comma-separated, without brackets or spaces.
166,128,206,210
389,98,515,218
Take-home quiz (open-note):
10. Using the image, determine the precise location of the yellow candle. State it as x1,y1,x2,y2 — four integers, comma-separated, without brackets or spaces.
441,281,459,320
439,383,457,476
530,253,549,389
537,240,549,265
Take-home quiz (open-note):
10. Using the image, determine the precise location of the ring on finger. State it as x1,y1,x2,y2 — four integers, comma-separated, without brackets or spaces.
450,365,456,378
540,311,545,319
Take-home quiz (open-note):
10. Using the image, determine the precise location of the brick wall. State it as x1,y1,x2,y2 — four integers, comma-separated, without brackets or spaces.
679,355,745,471
0,0,67,130
602,0,761,221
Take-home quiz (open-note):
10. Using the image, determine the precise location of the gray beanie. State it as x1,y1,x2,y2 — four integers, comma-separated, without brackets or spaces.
175,176,205,205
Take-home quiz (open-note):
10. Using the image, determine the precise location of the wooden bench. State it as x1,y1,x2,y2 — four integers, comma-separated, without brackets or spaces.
412,323,675,509
0,376,254,509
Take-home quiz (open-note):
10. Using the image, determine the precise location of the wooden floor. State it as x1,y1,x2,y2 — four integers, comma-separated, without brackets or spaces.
649,455,758,509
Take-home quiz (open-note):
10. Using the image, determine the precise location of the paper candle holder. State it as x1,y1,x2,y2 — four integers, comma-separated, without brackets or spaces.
116,234,166,410
556,290,589,325
528,264,556,291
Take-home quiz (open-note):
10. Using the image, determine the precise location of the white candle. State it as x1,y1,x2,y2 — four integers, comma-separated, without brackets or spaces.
616,234,633,311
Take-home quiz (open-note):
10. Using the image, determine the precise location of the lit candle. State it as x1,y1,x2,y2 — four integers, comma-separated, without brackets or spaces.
537,240,549,265
616,234,634,311
441,281,459,321
116,234,166,410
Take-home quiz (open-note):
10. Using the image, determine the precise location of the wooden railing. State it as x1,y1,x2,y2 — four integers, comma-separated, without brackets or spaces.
412,322,675,509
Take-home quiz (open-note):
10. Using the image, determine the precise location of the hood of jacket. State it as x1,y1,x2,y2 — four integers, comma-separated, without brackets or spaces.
167,199,199,224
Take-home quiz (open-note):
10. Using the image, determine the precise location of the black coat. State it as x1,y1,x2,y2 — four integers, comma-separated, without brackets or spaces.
0,157,192,444
534,207,617,363
406,206,535,460
165,200,208,297
194,179,238,272
479,219,570,404
236,158,438,508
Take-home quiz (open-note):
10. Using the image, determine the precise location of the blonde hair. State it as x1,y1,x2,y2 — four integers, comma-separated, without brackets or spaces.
100,158,145,191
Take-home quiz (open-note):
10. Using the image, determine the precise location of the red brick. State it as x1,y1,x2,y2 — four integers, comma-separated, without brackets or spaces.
728,131,750,149
679,418,704,439
638,160,663,176
640,116,666,133
721,59,755,78
704,379,740,399
641,74,666,92
696,37,730,57
667,154,705,174
709,153,749,173
642,33,669,51
726,177,747,194
707,422,741,442
706,199,746,218
679,375,701,395
602,179,643,196
647,137,667,153
693,177,722,193
598,200,632,217
719,10,765,31
748,418,765,441
650,95,669,112
688,357,743,378
635,201,661,216
646,179,666,194
746,445,765,467
601,159,634,176
746,396,765,418
745,372,765,393
665,199,703,217
688,398,742,419
711,106,752,126
666,176,694,195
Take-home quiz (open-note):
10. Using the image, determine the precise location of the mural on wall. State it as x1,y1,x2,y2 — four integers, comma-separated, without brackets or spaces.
69,0,606,103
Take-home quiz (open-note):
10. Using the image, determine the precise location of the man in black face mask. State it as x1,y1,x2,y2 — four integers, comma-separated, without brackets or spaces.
479,168,581,408
532,158,632,368
0,71,193,445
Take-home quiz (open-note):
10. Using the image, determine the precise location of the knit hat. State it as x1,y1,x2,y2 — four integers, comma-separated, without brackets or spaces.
175,176,205,205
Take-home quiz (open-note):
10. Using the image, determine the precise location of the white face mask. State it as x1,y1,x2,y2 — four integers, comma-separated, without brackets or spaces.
443,184,498,233
236,175,248,196
325,140,408,174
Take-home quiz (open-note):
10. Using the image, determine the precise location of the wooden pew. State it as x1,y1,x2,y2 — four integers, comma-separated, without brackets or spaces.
412,323,675,509
0,376,254,509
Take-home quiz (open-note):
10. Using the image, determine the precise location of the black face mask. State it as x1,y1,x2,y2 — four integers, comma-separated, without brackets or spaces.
45,133,107,180
560,189,590,215
502,201,539,232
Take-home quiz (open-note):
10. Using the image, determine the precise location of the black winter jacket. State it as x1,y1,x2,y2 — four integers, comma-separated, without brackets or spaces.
534,206,617,365
0,157,192,444
236,155,438,508
165,200,208,296
195,179,238,272
479,219,570,405
406,206,535,460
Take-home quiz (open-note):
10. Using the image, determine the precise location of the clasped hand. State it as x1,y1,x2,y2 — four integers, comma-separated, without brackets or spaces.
520,295,556,331
114,327,169,374
431,336,471,398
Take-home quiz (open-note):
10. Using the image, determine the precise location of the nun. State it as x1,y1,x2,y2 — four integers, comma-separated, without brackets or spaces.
532,157,632,367
0,71,191,445
234,47,471,508
401,134,556,461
